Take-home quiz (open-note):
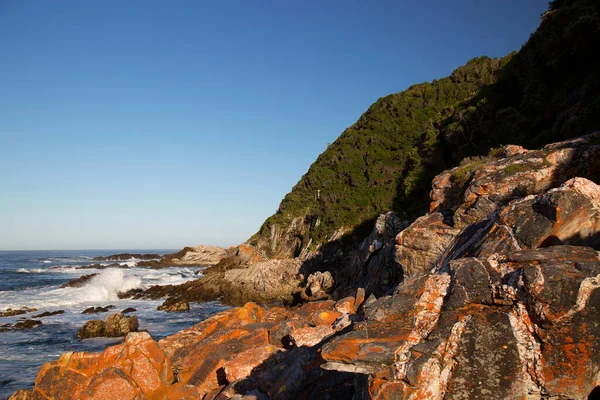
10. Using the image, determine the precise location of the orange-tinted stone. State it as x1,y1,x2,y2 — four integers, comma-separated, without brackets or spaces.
32,332,173,400
178,328,270,388
8,390,32,400
166,383,205,400
224,344,280,382
289,300,335,321
80,368,138,400
354,287,366,311
227,302,265,326
290,325,335,347
312,310,342,326
334,296,356,314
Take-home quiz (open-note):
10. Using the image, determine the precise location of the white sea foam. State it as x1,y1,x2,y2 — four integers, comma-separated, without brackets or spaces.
122,260,138,267
1,267,196,309
143,269,196,286
24,265,83,274
42,260,52,264
16,268,47,273
73,269,142,302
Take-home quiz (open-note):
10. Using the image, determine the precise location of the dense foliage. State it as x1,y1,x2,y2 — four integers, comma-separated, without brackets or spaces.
249,0,600,258
249,56,510,255
438,0,600,157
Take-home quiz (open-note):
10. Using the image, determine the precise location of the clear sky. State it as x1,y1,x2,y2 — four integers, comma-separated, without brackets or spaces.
0,0,549,250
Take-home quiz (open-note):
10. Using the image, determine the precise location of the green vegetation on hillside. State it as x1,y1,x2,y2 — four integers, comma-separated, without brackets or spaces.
250,0,600,258
438,0,600,157
249,56,510,256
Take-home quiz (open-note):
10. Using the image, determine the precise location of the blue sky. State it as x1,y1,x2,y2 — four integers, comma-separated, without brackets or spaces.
0,0,549,250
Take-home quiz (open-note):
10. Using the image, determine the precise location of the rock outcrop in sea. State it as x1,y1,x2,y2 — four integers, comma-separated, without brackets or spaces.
136,245,228,269
77,313,139,339
12,133,600,399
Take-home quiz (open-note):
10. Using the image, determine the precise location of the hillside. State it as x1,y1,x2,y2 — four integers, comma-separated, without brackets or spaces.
249,0,600,259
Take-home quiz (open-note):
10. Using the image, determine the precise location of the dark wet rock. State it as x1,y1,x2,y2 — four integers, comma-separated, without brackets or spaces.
121,307,136,314
32,310,64,318
104,313,139,337
74,263,128,270
0,307,37,317
81,306,110,314
77,313,138,339
60,273,98,288
92,253,161,261
77,320,104,339
1,309,26,318
13,319,42,329
135,260,173,269
157,298,190,312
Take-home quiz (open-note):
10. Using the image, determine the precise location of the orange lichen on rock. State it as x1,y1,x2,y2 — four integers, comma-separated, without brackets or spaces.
32,332,173,400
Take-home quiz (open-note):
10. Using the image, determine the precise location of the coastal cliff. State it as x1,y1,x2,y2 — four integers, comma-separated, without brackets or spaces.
10,0,600,398
12,132,600,399
130,0,600,309
247,0,600,260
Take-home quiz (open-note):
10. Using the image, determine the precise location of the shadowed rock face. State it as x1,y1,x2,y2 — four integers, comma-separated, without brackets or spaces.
323,244,600,399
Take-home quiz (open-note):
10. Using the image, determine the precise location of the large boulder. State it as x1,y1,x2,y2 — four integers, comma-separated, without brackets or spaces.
60,273,98,288
430,132,600,228
155,258,305,306
77,320,105,339
436,177,600,273
395,212,460,277
300,271,334,301
327,211,407,298
161,244,228,266
156,300,359,398
323,245,600,399
77,313,138,339
31,332,173,400
157,298,190,312
104,313,139,337
1,307,36,317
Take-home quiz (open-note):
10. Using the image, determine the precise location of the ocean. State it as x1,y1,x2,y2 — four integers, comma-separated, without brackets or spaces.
0,250,228,399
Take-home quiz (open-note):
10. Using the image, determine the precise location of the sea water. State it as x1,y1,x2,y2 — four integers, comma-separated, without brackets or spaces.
0,250,229,399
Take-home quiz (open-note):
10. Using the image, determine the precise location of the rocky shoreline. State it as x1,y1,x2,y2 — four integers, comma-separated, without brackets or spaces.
9,133,600,399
